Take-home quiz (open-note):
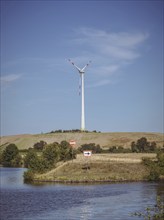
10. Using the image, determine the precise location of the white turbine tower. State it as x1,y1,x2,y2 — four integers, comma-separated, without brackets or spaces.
68,59,91,131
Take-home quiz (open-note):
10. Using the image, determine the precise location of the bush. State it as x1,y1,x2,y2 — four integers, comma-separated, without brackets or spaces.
108,146,131,153
142,152,164,181
23,170,34,183
132,195,164,220
79,143,102,154
148,169,160,181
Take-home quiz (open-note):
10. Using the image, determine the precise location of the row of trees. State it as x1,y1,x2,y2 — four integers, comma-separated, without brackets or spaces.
0,141,77,171
49,129,101,133
1,137,162,167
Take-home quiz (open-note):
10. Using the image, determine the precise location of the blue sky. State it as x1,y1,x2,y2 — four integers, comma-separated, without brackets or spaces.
1,0,163,136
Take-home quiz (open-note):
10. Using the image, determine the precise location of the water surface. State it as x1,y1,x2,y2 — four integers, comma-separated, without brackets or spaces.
0,167,163,220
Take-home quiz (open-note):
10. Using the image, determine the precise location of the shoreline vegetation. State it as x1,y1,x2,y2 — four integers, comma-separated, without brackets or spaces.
0,132,164,183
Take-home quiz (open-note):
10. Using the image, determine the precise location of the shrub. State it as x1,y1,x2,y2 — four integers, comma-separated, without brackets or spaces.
142,152,164,181
132,195,164,220
23,170,34,183
79,143,102,154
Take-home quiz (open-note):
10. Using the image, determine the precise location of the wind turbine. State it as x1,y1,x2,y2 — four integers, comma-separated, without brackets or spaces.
68,59,91,131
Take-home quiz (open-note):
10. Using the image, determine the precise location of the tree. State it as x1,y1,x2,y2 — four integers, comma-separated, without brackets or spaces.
2,144,20,167
131,137,157,153
42,142,60,165
136,137,148,152
33,141,47,151
12,154,22,167
24,150,38,169
60,141,73,161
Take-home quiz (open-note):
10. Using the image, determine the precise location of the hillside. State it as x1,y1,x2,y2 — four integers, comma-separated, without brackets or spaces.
34,153,157,183
0,132,163,150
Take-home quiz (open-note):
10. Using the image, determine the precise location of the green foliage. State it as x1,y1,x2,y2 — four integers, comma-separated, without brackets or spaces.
132,195,164,220
131,137,157,153
79,143,102,154
24,149,52,173
43,142,60,165
24,150,38,169
142,152,164,181
33,140,47,151
60,141,76,161
23,141,77,176
0,152,3,164
1,144,21,167
11,154,22,167
23,170,35,183
157,152,164,168
108,146,132,153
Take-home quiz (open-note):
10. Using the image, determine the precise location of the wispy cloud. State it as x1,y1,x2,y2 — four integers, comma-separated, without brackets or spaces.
71,27,149,87
87,79,112,88
75,27,148,61
0,74,22,83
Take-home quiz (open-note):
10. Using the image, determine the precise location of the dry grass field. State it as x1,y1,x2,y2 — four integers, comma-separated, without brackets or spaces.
76,153,156,163
35,153,156,183
0,132,163,150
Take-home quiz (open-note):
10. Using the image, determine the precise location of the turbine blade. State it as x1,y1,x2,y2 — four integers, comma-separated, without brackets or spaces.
68,59,82,72
81,60,91,72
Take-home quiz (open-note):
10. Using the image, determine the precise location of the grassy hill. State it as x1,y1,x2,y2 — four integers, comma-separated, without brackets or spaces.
0,132,163,150
34,153,157,183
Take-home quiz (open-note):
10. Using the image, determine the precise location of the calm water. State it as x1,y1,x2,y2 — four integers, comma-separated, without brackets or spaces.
0,168,164,220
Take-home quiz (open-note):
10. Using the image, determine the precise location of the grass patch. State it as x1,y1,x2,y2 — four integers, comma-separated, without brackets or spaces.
35,160,149,182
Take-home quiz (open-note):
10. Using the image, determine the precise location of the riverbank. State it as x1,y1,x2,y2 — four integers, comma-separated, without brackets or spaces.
34,153,156,183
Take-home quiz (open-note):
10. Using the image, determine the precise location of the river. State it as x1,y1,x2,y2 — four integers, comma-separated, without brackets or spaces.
0,167,163,220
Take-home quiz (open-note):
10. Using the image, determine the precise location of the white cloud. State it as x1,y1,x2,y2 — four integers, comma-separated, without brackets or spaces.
75,27,149,61
0,74,21,83
71,27,149,86
93,64,120,76
87,79,112,88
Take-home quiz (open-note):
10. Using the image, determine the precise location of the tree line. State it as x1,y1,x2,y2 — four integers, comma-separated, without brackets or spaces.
0,137,163,169
48,129,101,133
0,141,76,170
